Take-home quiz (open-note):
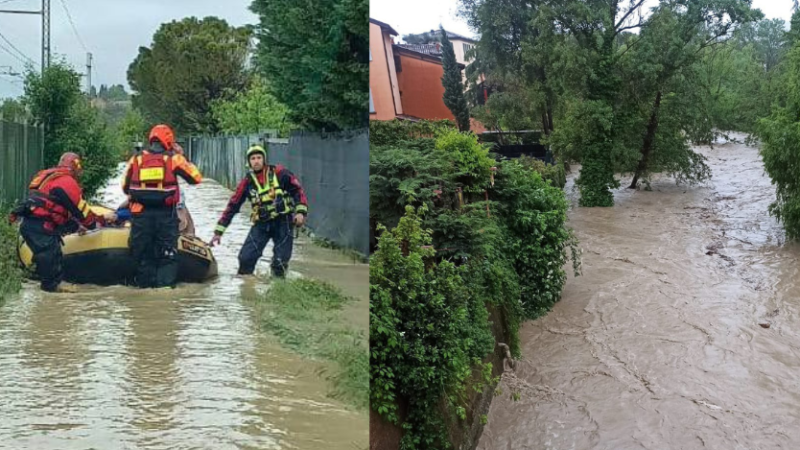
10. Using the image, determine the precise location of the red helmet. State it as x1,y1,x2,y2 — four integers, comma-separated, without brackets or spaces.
58,152,83,177
149,124,175,150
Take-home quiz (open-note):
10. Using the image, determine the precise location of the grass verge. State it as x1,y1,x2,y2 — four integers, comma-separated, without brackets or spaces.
245,278,368,410
0,203,22,304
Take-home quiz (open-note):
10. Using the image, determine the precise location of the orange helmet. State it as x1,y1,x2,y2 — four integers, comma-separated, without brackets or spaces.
58,152,83,177
149,124,175,150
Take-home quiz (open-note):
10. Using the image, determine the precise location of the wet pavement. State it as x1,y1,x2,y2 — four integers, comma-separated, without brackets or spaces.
0,167,368,449
478,136,800,450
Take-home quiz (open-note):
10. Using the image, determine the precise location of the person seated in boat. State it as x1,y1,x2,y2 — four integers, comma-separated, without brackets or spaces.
103,197,194,237
102,201,133,227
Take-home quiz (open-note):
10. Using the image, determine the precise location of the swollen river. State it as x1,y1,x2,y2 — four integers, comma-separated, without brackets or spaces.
479,137,800,450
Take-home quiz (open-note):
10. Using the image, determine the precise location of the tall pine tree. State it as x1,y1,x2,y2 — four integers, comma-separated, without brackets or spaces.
440,26,471,132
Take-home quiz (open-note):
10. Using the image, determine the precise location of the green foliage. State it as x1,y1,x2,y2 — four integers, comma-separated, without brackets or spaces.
434,130,493,188
518,155,566,188
248,278,368,409
492,159,579,316
251,0,368,131
756,113,800,237
128,17,251,134
370,126,579,446
96,84,129,102
23,62,117,198
440,27,471,131
369,119,456,147
0,98,29,122
756,40,800,239
0,203,22,303
462,0,761,205
210,75,292,137
114,108,148,160
370,206,494,449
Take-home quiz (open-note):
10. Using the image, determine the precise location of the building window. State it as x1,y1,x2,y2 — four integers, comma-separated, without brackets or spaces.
462,43,474,61
369,48,372,61
369,87,375,114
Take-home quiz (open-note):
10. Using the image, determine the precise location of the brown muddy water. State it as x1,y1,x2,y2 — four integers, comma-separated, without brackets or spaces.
0,168,368,449
478,137,800,450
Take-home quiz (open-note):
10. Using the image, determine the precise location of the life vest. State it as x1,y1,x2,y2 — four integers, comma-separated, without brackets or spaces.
129,151,180,207
24,167,75,229
247,168,294,222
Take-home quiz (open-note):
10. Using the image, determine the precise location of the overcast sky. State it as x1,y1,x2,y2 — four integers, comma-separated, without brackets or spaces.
1,0,795,99
370,0,795,41
0,0,258,98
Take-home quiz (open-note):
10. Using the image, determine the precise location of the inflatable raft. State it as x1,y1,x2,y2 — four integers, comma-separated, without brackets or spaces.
17,207,218,286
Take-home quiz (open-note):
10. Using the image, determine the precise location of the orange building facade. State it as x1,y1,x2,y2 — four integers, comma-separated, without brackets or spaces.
370,18,484,132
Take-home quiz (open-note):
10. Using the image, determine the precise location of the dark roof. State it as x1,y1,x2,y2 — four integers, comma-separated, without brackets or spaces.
370,18,399,36
397,43,442,57
424,29,477,44
393,45,466,69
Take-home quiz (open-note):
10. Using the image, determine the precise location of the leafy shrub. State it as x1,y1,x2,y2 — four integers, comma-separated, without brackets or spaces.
370,207,494,449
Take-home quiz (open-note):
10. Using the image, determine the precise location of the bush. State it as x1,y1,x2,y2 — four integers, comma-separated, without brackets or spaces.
518,155,567,189
757,112,800,238
370,207,494,449
0,204,22,303
369,119,456,147
370,121,580,447
434,130,494,189
493,159,579,316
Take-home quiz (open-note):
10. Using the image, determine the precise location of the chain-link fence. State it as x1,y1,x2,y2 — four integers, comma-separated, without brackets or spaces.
187,129,369,254
0,120,44,205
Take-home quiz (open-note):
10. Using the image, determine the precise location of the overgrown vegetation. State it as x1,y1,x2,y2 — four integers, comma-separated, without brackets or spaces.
245,278,368,410
0,203,23,303
369,120,579,448
458,0,766,204
251,0,368,131
23,61,117,198
756,12,800,239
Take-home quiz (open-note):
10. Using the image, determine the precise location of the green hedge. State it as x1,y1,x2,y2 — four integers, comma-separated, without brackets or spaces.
369,120,580,449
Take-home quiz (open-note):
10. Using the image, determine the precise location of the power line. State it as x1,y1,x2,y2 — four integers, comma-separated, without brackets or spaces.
58,0,86,52
0,30,36,66
0,39,29,67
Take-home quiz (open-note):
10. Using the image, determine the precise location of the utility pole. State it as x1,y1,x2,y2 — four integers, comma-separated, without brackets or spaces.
86,52,92,94
0,1,49,73
42,0,50,70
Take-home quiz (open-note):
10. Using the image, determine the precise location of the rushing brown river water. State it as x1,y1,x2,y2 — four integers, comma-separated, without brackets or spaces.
0,168,368,449
478,137,800,450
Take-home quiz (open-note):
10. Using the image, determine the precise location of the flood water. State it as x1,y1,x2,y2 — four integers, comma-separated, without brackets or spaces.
0,168,368,449
478,137,800,449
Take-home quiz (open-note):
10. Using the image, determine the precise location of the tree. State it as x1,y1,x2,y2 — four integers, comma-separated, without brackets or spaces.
440,26,471,132
402,30,440,44
622,0,759,189
0,98,28,121
127,17,251,134
459,0,559,136
251,0,368,131
106,84,128,102
114,108,148,160
210,75,292,136
23,61,117,197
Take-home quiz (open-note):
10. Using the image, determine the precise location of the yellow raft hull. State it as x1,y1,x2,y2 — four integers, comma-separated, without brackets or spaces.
17,208,218,286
